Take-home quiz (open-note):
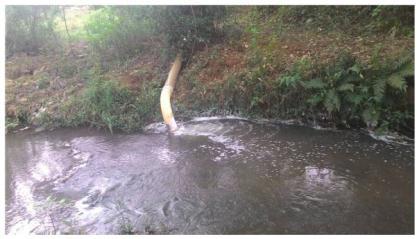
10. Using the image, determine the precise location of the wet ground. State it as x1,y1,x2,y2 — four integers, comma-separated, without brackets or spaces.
5,117,414,234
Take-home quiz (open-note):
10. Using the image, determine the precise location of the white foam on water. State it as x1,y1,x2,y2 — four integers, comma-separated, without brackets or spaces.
190,115,248,122
368,130,413,146
53,147,92,186
143,122,168,134
173,119,247,160
7,217,41,235
71,177,123,230
157,146,177,165
208,134,245,155
144,116,248,135
73,195,105,227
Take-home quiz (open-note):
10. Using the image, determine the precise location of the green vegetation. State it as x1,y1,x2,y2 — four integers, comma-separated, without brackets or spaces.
84,7,154,64
5,6,414,136
58,78,160,133
178,6,414,134
6,6,61,57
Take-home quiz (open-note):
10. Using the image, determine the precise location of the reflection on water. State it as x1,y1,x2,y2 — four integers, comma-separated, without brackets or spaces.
6,118,414,234
305,166,334,185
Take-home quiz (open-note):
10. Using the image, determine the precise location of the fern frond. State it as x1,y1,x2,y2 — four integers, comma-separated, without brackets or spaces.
398,60,414,77
348,64,361,74
372,78,386,100
302,78,326,89
306,94,323,106
279,74,301,88
346,93,364,106
324,89,340,112
393,55,413,76
395,55,412,70
344,74,361,83
387,74,407,91
337,83,354,92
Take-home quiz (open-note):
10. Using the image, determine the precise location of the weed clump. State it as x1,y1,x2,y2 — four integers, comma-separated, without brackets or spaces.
59,78,160,133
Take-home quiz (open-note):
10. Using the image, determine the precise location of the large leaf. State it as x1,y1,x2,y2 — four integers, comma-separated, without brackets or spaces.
302,78,326,89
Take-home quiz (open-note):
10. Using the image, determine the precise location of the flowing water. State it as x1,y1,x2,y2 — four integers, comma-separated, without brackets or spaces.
6,117,414,234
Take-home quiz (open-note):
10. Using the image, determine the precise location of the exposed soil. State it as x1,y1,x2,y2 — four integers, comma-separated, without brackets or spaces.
6,43,89,120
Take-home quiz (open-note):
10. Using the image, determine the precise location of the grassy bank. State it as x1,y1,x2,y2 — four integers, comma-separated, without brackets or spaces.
5,6,414,135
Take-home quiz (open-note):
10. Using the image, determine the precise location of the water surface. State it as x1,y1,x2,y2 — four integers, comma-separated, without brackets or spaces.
6,118,414,234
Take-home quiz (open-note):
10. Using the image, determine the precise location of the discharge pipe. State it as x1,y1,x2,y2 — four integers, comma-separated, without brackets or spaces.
160,54,182,132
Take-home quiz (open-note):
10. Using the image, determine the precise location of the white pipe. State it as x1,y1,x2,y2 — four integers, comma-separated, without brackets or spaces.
160,54,182,132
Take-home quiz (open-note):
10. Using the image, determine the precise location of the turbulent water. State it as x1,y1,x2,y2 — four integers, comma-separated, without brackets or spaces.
6,117,414,234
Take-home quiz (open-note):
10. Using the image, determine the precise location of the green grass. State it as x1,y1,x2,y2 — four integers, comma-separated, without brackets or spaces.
57,77,161,133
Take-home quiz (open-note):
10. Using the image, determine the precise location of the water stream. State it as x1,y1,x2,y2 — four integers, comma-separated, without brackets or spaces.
6,117,414,234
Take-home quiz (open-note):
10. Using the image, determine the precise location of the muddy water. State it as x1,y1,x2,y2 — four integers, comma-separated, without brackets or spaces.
6,118,414,234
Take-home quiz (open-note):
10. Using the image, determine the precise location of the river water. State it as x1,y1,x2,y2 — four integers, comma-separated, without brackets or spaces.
5,117,414,234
